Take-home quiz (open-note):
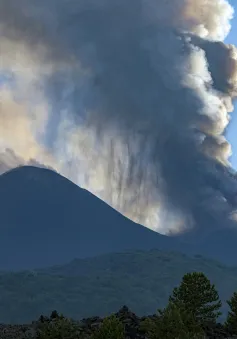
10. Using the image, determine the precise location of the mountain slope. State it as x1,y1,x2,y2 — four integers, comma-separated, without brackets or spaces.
0,249,237,324
0,166,188,270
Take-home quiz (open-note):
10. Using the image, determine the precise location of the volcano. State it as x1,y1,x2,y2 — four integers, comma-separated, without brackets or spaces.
0,166,188,270
0,165,236,271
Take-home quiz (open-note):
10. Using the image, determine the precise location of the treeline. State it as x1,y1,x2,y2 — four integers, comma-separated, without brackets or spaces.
4,272,237,338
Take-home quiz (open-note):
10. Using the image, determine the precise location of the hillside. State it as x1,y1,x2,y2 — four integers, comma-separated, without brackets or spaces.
0,166,190,271
1,249,237,324
0,165,237,270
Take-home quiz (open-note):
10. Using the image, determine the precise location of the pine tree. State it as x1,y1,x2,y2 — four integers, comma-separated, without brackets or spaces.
169,272,222,324
225,291,237,334
141,302,204,339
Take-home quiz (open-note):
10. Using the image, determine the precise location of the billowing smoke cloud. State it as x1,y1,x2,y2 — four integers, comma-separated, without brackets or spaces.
0,0,237,235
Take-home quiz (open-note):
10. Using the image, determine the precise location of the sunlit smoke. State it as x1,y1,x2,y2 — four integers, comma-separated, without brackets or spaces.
0,0,237,235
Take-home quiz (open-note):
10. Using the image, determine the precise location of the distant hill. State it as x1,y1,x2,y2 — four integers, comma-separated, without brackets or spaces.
0,166,188,270
0,249,237,324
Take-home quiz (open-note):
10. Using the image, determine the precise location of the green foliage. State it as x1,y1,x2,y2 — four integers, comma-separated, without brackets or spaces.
226,291,237,334
141,302,204,339
92,314,124,339
0,250,236,323
169,272,222,324
36,314,81,339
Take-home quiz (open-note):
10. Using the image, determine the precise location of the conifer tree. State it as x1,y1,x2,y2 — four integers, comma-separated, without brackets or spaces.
141,302,204,339
169,272,221,324
226,291,237,334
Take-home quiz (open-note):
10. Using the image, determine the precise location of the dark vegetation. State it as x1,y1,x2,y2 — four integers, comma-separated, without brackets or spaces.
1,250,237,324
2,272,237,338
1,166,237,271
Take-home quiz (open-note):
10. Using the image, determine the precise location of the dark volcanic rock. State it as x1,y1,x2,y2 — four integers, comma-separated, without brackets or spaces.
0,166,187,271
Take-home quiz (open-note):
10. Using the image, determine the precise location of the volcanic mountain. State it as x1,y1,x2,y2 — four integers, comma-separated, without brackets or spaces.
0,166,237,271
0,166,189,270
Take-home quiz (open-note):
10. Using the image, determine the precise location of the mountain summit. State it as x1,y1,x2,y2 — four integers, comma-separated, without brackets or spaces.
0,166,187,270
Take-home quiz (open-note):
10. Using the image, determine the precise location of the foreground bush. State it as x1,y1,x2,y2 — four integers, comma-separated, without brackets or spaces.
92,314,124,339
36,314,81,339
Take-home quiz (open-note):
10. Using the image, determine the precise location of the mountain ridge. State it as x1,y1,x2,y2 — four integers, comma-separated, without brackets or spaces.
0,166,188,270
0,249,237,324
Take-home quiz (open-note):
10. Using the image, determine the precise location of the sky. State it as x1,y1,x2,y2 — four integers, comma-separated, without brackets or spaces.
226,0,237,168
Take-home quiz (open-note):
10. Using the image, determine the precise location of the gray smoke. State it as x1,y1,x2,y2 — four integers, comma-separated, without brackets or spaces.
0,0,237,234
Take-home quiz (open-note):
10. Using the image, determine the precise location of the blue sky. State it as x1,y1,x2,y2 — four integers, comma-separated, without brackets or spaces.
226,0,237,168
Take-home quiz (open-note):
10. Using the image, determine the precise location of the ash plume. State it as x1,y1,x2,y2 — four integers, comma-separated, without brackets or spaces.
0,0,237,234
